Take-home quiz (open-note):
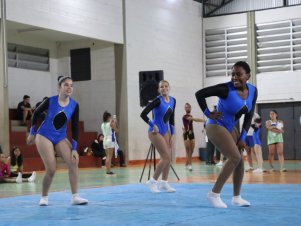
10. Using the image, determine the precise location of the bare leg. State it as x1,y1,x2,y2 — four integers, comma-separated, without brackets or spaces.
251,148,257,167
245,146,253,168
55,139,78,194
254,145,263,169
188,139,195,165
268,144,276,169
105,148,114,173
184,139,190,166
35,134,57,196
276,142,285,169
149,132,171,181
206,125,242,194
230,128,244,196
22,110,29,123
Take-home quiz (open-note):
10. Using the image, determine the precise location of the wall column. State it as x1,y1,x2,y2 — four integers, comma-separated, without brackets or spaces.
247,11,257,86
0,0,10,155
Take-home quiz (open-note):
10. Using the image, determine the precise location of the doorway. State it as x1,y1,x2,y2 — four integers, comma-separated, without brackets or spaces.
258,102,301,160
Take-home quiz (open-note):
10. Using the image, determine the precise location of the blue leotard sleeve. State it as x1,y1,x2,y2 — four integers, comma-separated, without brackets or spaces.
169,97,176,135
29,98,49,135
140,97,161,130
195,83,228,117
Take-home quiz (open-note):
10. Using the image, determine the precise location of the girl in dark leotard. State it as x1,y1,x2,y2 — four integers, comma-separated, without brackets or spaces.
196,61,257,208
140,80,176,193
182,103,205,171
27,76,88,206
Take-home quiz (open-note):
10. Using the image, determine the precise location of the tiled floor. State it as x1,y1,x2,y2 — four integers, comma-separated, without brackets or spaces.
1,160,300,198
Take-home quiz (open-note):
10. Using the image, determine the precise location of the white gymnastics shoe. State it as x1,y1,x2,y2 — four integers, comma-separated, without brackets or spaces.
207,191,227,208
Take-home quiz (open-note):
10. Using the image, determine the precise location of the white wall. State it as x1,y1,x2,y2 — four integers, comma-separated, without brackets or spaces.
125,0,203,161
7,31,58,107
203,13,247,30
57,40,116,132
6,0,123,44
255,5,301,103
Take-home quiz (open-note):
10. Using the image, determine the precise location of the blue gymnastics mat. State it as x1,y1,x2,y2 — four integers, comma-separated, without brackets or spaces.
0,183,300,226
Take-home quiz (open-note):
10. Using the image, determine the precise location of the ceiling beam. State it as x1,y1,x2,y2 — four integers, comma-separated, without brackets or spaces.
205,0,235,17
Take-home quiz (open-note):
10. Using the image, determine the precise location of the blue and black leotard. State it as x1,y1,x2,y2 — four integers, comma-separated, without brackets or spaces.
140,95,176,136
195,81,257,142
30,95,79,151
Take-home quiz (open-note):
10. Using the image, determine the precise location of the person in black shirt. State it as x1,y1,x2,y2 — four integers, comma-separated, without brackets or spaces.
34,97,48,121
16,95,32,126
91,134,106,165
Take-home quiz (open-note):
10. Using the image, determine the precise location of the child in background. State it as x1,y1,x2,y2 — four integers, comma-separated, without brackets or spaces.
10,146,36,182
0,153,33,183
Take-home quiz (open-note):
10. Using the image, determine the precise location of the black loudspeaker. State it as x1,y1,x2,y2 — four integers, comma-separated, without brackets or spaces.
139,70,164,107
70,48,91,81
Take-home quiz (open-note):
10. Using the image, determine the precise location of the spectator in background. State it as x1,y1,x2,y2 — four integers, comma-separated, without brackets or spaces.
252,117,265,173
35,97,48,120
9,146,36,181
91,134,106,166
0,153,34,183
101,111,119,175
116,148,126,167
266,110,286,172
91,133,126,167
16,95,32,126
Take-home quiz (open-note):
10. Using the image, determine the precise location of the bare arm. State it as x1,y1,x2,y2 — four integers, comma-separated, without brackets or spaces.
265,120,280,133
110,119,119,133
191,117,205,123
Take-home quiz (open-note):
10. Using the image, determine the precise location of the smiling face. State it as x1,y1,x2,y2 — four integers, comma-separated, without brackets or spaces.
158,80,170,96
231,66,250,89
59,78,73,96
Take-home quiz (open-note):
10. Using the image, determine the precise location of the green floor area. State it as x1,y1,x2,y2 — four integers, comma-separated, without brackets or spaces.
1,161,301,198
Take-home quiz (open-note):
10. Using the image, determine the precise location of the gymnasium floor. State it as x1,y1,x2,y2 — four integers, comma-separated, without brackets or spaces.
1,160,301,226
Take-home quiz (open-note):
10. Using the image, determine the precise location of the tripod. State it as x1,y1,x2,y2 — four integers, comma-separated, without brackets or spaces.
139,143,180,182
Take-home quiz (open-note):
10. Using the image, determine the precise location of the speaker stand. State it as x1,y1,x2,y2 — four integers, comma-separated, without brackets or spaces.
139,143,180,182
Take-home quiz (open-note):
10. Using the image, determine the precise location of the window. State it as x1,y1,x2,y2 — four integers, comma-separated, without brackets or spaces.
256,18,301,73
7,43,49,71
205,26,247,77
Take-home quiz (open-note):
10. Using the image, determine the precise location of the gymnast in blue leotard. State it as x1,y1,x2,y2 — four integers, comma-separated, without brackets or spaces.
140,80,176,193
195,61,257,208
27,76,88,206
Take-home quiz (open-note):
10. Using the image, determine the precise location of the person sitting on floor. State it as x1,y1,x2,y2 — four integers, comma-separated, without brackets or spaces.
0,153,35,183
9,146,36,182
